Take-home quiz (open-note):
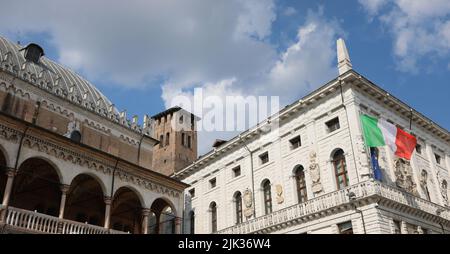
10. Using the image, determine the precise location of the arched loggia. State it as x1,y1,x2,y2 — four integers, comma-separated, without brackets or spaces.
149,198,177,234
9,158,61,216
110,187,143,233
0,148,8,203
64,174,105,226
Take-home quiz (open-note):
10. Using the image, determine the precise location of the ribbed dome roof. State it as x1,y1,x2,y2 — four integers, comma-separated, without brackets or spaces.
0,35,118,115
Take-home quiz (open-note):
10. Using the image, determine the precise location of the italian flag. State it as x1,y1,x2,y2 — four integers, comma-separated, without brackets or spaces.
361,114,417,160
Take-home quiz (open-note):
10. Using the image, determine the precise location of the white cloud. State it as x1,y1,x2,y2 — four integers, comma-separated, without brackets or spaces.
283,7,297,16
0,0,277,88
358,0,389,16
163,9,342,154
359,0,450,72
0,2,343,155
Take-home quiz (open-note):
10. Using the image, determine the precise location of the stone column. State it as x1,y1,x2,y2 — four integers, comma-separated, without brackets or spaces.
400,221,408,234
104,196,112,229
58,184,70,219
1,169,16,222
175,217,182,234
2,169,16,206
141,208,151,234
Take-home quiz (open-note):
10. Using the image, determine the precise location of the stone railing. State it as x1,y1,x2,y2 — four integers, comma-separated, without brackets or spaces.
217,180,450,234
2,206,127,234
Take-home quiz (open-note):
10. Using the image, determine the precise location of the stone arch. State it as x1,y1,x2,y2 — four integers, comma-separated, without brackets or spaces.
64,174,106,226
149,197,177,234
18,155,64,185
9,157,62,217
0,144,8,202
110,186,145,233
66,171,108,197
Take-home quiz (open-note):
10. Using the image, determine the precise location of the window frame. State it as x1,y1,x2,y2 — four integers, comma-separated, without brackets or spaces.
326,117,340,133
333,149,349,190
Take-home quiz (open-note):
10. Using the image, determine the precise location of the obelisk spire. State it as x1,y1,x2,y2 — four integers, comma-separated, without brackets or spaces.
337,38,352,75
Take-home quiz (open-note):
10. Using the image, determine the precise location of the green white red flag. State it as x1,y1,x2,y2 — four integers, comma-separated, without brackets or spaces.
360,114,417,160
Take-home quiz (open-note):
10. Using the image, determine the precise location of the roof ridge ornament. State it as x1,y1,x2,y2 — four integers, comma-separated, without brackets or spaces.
337,38,352,75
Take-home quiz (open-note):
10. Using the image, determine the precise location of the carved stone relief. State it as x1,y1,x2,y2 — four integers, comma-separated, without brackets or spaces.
243,189,254,218
275,184,284,204
393,158,417,195
309,151,323,194
437,171,448,206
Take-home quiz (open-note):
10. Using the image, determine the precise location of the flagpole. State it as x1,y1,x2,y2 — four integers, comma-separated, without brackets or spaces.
359,113,375,180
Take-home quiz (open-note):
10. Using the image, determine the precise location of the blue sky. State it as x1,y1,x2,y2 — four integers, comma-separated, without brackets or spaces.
1,0,449,154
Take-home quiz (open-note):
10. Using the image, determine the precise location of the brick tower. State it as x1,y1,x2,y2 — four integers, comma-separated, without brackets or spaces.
151,107,198,176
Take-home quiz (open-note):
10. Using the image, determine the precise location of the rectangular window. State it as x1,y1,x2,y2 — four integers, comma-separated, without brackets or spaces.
337,221,353,234
289,135,301,150
188,135,192,149
181,133,186,146
435,154,441,164
326,117,340,133
393,220,401,234
415,144,422,154
159,135,164,148
259,152,269,165
232,166,241,178
209,178,216,189
188,188,195,198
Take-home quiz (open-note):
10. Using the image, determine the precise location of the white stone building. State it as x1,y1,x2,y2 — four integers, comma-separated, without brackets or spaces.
175,39,450,234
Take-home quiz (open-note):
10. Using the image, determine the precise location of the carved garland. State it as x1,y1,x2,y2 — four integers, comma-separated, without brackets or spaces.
0,123,180,198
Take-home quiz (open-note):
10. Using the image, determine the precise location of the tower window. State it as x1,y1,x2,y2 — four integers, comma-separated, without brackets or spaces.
326,117,340,133
181,133,186,146
166,132,170,146
187,135,192,149
159,135,164,148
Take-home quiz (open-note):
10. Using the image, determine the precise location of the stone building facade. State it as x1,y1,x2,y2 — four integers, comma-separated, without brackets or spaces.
175,39,450,234
0,35,192,234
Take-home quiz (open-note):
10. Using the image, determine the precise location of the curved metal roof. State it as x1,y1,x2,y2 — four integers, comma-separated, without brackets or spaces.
0,35,118,115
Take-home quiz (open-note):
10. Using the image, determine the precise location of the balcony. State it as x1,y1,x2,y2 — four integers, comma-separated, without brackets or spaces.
216,180,450,234
0,206,127,234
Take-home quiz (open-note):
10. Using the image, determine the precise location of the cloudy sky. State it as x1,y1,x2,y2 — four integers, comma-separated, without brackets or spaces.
1,0,449,155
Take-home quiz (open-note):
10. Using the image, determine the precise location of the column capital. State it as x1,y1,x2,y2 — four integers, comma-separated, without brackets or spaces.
60,184,70,193
104,196,112,205
5,168,17,177
141,208,151,216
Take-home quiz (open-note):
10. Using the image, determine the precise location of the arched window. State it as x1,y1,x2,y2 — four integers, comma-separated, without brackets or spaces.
234,192,243,224
189,211,195,234
70,130,81,143
210,202,217,233
166,132,170,146
333,149,349,189
262,180,272,215
294,165,307,203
